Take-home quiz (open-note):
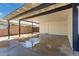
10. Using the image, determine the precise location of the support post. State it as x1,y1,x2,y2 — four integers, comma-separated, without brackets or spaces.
72,3,79,51
19,20,21,37
32,22,34,33
8,20,10,39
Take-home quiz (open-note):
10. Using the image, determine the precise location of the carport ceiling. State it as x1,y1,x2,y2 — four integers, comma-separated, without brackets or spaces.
23,8,71,23
4,3,54,20
4,3,69,21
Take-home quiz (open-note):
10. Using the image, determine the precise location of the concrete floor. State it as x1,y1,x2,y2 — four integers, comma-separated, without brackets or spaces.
0,40,46,56
0,45,46,56
0,34,75,56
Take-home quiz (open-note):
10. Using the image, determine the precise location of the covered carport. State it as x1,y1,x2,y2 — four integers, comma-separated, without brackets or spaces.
0,3,78,56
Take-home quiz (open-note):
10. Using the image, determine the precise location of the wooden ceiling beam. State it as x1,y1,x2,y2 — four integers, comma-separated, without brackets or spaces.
7,3,55,20
20,4,73,20
22,20,39,24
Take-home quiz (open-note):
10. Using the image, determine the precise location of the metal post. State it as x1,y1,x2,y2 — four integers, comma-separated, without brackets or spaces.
8,20,10,39
72,3,79,51
19,20,21,37
7,20,10,56
32,22,34,33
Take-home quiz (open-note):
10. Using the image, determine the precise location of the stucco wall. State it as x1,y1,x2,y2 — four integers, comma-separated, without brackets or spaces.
67,9,72,48
40,20,68,35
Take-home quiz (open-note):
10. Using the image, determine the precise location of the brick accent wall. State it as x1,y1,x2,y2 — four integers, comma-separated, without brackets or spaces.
0,25,32,37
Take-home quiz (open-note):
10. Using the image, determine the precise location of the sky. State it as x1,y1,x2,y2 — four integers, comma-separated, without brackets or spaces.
0,3,23,19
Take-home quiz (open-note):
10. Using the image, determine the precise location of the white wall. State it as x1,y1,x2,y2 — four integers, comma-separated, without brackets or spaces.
67,9,72,48
38,9,69,35
40,20,68,35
